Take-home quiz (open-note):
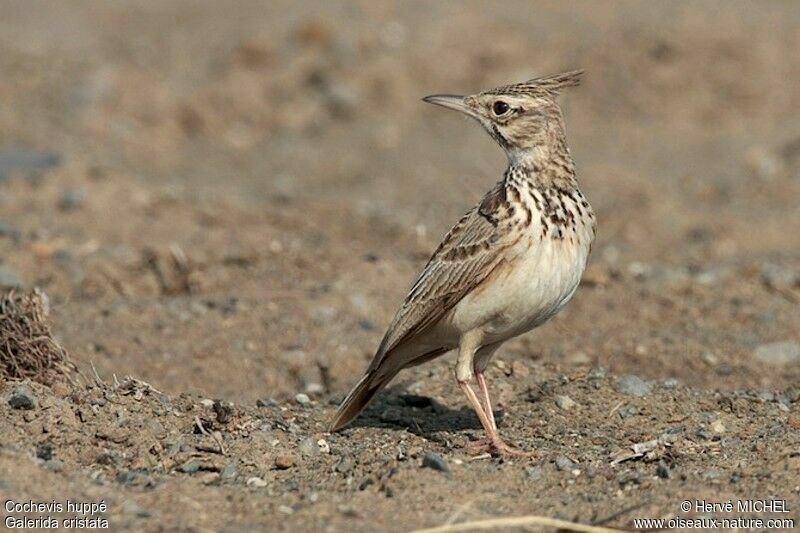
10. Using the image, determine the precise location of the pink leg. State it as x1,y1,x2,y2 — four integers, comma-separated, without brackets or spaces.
475,370,496,431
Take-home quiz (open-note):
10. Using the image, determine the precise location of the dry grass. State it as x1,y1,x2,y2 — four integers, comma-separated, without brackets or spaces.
0,288,76,384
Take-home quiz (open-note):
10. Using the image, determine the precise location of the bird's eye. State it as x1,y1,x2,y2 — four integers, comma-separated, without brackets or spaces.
492,101,510,116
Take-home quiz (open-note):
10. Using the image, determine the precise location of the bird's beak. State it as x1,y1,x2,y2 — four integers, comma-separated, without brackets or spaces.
422,94,478,119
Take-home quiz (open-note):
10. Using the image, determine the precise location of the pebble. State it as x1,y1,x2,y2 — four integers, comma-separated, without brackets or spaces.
554,395,577,411
711,419,726,434
662,378,680,389
0,148,61,180
177,460,201,474
619,405,639,418
58,186,86,210
274,455,295,469
526,466,544,481
616,375,652,397
0,267,23,289
0,221,21,241
656,461,671,479
8,385,37,410
421,452,449,473
220,463,238,480
298,438,318,456
555,456,577,471
753,341,800,365
588,367,607,381
294,393,311,406
246,476,267,488
317,439,330,454
256,398,278,408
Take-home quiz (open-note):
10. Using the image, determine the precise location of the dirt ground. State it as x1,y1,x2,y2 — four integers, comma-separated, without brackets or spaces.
1,1,799,531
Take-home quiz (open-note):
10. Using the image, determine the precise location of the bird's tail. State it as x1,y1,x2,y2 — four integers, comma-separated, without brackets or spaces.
328,369,393,432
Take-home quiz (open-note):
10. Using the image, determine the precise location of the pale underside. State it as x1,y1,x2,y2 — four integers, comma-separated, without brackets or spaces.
368,181,595,383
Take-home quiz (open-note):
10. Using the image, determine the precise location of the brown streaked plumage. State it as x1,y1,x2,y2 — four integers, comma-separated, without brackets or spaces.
330,70,596,456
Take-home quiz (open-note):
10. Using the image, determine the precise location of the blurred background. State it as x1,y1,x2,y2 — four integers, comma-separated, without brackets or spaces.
1,0,798,400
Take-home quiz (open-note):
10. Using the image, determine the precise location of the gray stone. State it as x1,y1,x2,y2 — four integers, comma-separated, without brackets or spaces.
554,395,577,411
0,148,61,180
220,463,238,480
526,466,544,481
294,393,311,406
8,385,37,410
754,341,800,365
0,268,22,289
298,438,318,456
555,456,577,471
421,452,449,473
0,221,21,241
619,405,639,418
616,375,652,397
177,460,201,473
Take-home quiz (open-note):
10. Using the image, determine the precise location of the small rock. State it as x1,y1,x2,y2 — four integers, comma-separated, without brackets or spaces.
421,452,449,473
220,463,238,480
0,148,61,180
588,367,607,381
711,419,726,434
754,341,800,365
177,460,201,474
0,268,23,289
256,398,278,408
616,375,652,397
278,505,294,515
554,395,577,411
294,393,311,406
298,438,318,456
526,466,544,481
36,443,53,461
8,385,37,410
555,456,577,471
246,476,267,488
335,458,354,473
662,378,680,389
0,221,21,242
619,405,639,418
58,186,86,210
656,461,671,479
317,439,330,454
274,455,295,469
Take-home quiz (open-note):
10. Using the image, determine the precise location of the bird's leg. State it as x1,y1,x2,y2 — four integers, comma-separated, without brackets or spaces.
456,334,540,458
473,342,502,431
474,370,496,431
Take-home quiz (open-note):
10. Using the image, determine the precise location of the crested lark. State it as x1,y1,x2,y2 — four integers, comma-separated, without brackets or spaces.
330,70,596,456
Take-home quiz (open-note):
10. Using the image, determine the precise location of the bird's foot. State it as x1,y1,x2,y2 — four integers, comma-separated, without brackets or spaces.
489,440,543,458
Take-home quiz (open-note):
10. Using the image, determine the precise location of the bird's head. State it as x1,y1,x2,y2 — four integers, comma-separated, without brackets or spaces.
423,70,583,164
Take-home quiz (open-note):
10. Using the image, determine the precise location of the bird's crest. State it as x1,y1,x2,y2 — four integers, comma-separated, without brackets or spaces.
483,69,584,97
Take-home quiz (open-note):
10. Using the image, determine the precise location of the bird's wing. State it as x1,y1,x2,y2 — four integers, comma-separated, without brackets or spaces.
369,183,520,371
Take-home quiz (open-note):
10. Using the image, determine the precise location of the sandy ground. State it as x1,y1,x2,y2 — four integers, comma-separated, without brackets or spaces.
1,1,799,531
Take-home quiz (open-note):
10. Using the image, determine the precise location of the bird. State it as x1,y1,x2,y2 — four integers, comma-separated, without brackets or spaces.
329,69,596,456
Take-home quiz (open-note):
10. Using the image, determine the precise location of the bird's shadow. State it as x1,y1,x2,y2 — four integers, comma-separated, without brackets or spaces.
347,384,505,440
